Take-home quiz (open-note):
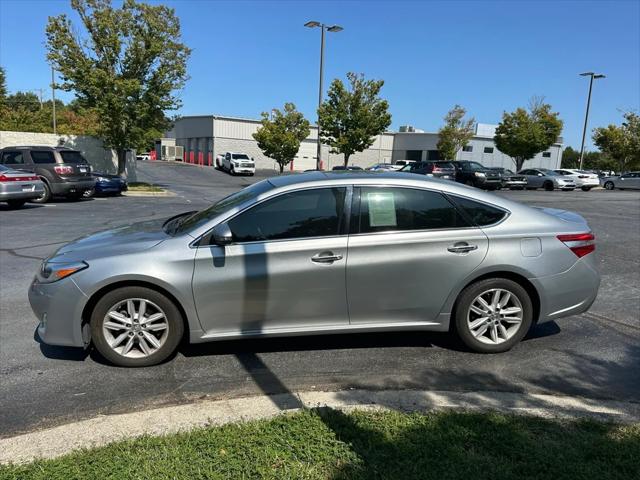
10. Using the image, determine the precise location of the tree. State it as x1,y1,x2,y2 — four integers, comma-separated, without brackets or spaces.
318,72,392,167
46,0,191,174
494,98,563,171
593,112,640,172
0,67,6,108
253,103,310,173
436,105,475,160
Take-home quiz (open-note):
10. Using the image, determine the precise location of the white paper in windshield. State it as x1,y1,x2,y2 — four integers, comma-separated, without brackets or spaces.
367,191,397,227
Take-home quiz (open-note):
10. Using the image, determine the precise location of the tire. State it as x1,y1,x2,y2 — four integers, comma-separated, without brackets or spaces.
581,186,592,191
90,286,184,367
230,166,236,176
604,181,614,190
453,278,533,353
6,199,26,209
83,188,95,198
465,180,474,187
543,181,554,191
31,180,51,203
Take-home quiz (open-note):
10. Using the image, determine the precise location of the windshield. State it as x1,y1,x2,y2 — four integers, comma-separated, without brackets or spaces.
173,180,273,234
467,162,485,171
232,154,250,160
59,151,87,164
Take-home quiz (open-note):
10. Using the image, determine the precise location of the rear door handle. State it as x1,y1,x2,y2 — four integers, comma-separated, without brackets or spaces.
447,243,478,254
311,252,343,263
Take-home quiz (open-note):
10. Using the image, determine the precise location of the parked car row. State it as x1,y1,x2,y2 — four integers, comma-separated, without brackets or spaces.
0,146,127,208
357,159,631,192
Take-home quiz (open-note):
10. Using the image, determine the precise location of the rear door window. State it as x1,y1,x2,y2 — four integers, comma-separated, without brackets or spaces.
59,151,87,164
355,187,470,234
30,151,56,164
1,151,24,165
449,195,508,226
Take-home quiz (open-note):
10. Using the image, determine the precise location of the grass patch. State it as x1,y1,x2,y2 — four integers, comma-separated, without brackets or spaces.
126,182,165,192
1,409,638,479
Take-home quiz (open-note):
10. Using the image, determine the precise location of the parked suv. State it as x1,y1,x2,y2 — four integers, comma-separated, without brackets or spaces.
452,161,502,190
0,146,95,203
400,161,455,179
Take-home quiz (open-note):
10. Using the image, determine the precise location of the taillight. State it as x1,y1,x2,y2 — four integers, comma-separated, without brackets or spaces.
54,165,74,175
557,233,595,258
433,167,442,172
0,174,39,182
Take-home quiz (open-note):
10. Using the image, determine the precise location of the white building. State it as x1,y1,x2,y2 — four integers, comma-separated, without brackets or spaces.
166,117,563,172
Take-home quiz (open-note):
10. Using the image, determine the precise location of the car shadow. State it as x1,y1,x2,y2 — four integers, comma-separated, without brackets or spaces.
0,203,45,211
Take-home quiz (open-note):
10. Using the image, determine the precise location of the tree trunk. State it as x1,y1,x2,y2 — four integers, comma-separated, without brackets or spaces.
279,163,285,174
117,148,127,176
343,154,350,167
515,157,525,172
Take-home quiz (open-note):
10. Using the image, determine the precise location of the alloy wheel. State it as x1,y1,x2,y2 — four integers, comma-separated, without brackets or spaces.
466,288,523,345
102,298,169,358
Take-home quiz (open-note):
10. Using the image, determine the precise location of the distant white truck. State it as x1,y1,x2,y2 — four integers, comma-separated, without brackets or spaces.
221,152,255,176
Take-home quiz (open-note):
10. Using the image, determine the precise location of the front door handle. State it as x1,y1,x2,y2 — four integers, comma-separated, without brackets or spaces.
447,243,478,254
311,252,343,264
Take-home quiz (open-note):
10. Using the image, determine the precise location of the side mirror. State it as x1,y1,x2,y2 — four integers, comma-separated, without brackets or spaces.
211,223,233,246
251,157,254,161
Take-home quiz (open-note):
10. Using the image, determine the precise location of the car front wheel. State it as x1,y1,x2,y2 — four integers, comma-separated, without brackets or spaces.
90,286,184,367
581,186,592,191
454,278,533,353
604,181,615,190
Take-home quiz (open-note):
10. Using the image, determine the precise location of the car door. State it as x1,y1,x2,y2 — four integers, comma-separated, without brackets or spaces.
346,186,489,325
621,172,640,188
525,170,542,187
192,186,350,335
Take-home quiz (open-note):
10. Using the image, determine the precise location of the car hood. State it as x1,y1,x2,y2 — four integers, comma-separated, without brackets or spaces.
48,218,169,262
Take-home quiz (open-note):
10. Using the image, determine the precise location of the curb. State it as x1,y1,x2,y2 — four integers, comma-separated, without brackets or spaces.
122,190,175,197
2,389,639,465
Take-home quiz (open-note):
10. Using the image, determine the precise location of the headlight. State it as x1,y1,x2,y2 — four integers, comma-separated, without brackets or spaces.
474,172,486,177
39,261,88,283
96,177,108,182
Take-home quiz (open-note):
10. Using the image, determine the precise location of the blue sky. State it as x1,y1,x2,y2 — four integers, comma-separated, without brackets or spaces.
1,0,639,149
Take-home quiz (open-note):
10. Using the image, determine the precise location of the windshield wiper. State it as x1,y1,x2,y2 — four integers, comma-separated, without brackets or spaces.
163,211,197,235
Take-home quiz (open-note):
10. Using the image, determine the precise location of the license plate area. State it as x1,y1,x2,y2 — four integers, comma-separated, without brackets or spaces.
21,184,34,192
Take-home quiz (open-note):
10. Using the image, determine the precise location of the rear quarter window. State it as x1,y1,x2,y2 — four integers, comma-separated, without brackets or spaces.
30,151,56,164
449,195,508,226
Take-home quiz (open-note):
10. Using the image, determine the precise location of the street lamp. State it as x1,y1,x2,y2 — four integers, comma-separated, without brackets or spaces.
578,72,605,170
305,20,343,170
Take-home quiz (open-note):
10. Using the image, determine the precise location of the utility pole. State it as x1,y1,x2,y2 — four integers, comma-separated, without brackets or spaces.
578,72,605,170
304,21,343,170
51,66,57,135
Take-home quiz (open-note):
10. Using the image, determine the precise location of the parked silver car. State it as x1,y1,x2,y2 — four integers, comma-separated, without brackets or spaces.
600,171,640,190
518,168,576,191
0,164,45,208
29,172,600,367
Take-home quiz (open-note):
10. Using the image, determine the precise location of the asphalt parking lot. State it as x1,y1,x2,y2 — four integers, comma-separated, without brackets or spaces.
1,161,639,437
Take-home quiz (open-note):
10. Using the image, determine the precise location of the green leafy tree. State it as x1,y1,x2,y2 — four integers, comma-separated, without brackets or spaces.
46,0,191,174
5,91,41,112
494,98,563,171
593,112,640,172
253,103,310,173
318,72,392,167
0,66,6,109
437,105,475,160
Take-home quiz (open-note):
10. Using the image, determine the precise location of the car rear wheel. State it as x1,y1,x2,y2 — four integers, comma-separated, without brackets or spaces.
31,181,51,203
543,181,554,191
90,287,184,367
6,199,26,209
604,181,615,190
581,186,592,191
453,278,533,353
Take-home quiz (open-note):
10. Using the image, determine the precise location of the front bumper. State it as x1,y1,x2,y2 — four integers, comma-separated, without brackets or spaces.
29,276,89,347
95,180,127,193
503,179,527,188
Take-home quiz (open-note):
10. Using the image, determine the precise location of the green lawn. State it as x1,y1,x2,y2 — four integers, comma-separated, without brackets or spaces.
126,182,166,192
1,408,638,480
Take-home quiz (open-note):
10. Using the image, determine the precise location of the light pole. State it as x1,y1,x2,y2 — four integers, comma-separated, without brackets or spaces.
578,72,605,170
305,21,343,170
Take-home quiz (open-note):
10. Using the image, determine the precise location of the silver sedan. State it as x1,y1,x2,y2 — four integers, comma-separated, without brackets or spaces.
29,172,600,367
0,164,44,208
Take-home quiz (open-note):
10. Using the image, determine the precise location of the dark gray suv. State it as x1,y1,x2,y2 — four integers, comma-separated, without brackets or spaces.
0,146,95,203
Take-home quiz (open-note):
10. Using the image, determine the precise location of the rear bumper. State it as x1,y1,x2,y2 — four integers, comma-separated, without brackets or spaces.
531,254,600,323
0,183,45,200
50,179,96,195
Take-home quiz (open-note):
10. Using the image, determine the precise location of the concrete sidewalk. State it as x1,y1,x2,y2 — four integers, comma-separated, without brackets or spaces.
2,388,639,465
